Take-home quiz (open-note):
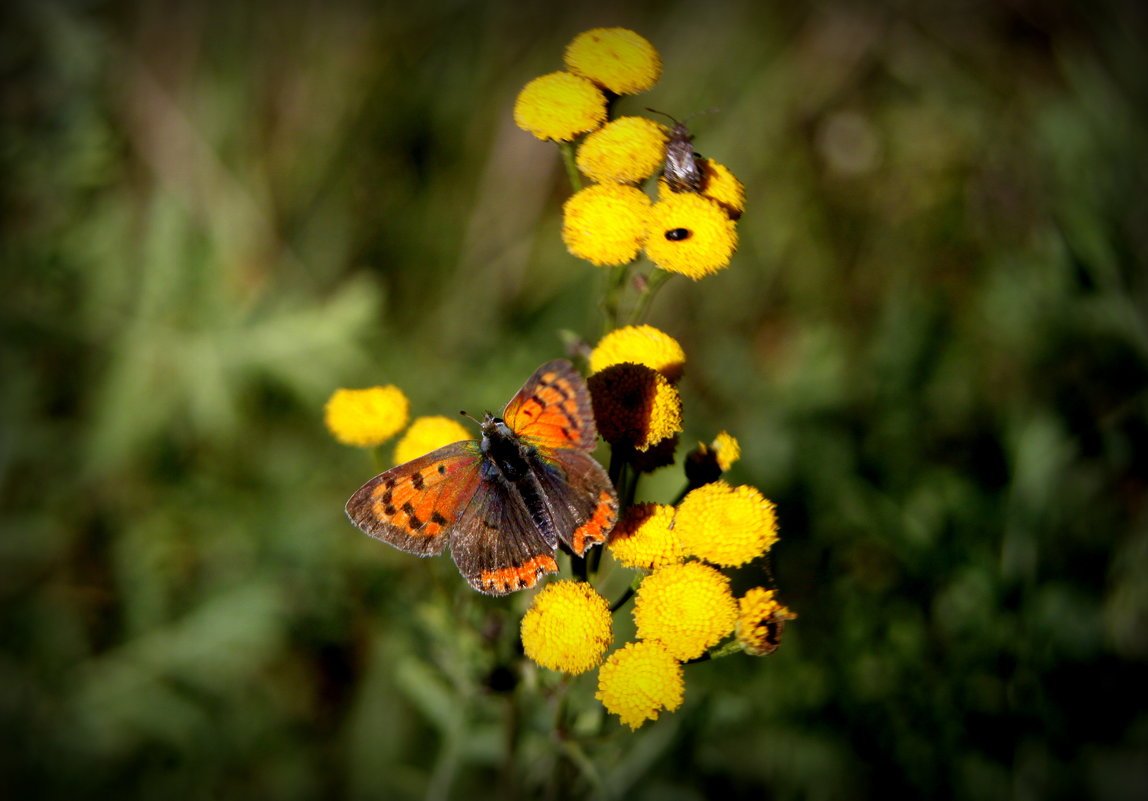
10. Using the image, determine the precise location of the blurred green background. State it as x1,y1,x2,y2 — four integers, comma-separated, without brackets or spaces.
3,0,1147,798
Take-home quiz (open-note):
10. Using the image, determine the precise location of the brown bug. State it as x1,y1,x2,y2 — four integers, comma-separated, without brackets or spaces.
647,108,714,194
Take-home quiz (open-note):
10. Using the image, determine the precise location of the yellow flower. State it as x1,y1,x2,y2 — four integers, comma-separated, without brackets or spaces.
736,587,797,656
632,562,737,661
514,71,607,142
595,640,683,729
644,192,738,279
562,183,651,266
521,580,613,674
587,363,682,451
588,325,685,383
324,386,409,447
674,481,778,567
711,431,741,470
659,158,746,219
393,415,471,465
565,28,662,95
608,504,682,569
577,116,668,184
684,431,741,486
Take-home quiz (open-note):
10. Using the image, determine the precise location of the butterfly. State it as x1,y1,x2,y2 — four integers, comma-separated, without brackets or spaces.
345,360,619,595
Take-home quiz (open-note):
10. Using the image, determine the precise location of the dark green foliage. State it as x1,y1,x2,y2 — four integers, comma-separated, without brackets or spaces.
2,1,1146,799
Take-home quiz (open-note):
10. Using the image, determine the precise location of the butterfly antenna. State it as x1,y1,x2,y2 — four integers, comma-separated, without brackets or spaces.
459,410,482,427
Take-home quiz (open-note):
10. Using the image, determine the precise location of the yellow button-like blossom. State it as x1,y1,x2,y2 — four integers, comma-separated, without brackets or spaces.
393,415,471,465
587,363,682,451
736,587,797,656
595,640,683,729
632,561,737,661
684,431,741,487
577,116,669,184
562,183,651,266
588,325,685,383
564,28,662,96
659,158,746,220
674,481,778,567
521,580,613,675
710,431,741,471
608,503,682,569
644,192,738,279
514,71,607,142
324,386,410,448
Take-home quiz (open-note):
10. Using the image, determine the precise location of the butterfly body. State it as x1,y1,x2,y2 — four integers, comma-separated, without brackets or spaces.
345,360,618,595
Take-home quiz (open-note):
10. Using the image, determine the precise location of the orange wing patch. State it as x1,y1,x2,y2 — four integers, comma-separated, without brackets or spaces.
477,554,559,595
570,489,619,555
512,372,585,447
368,472,451,538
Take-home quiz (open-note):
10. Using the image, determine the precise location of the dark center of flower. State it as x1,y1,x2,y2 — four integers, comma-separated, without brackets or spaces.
665,228,692,241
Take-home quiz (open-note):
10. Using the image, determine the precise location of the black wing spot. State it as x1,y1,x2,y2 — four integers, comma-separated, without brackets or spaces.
402,502,423,530
431,511,448,526
410,472,425,490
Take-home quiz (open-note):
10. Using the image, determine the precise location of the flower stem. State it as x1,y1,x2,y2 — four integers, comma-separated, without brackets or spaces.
630,266,673,325
559,141,582,192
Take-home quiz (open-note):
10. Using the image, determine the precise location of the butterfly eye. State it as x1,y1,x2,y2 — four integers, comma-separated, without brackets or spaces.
665,228,692,241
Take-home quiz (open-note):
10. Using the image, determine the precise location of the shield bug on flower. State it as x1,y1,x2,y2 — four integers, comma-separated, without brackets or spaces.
648,108,714,194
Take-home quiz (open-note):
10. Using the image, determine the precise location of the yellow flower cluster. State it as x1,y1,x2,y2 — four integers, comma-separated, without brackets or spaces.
675,481,778,567
515,27,743,277
633,562,738,661
562,184,651,266
324,386,410,448
521,581,613,674
736,587,797,656
608,504,681,569
588,324,685,383
595,640,683,730
393,415,470,465
580,323,794,730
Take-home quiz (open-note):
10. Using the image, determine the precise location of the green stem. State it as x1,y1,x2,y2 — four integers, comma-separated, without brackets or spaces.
630,267,673,325
609,586,635,613
559,141,583,192
600,264,629,332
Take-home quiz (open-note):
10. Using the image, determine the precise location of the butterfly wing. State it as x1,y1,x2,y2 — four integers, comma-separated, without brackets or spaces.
502,359,619,555
345,441,484,556
448,463,561,595
502,359,599,452
532,449,619,556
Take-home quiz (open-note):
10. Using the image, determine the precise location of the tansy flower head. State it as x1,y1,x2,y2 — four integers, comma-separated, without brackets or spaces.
644,192,738,279
628,432,679,474
514,71,607,142
632,561,737,661
684,431,741,488
608,503,682,569
674,481,778,567
393,415,470,465
587,363,682,451
589,324,685,383
595,640,683,729
324,386,410,447
737,587,797,656
562,183,650,266
565,28,662,96
577,116,669,185
659,158,746,220
521,580,613,674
